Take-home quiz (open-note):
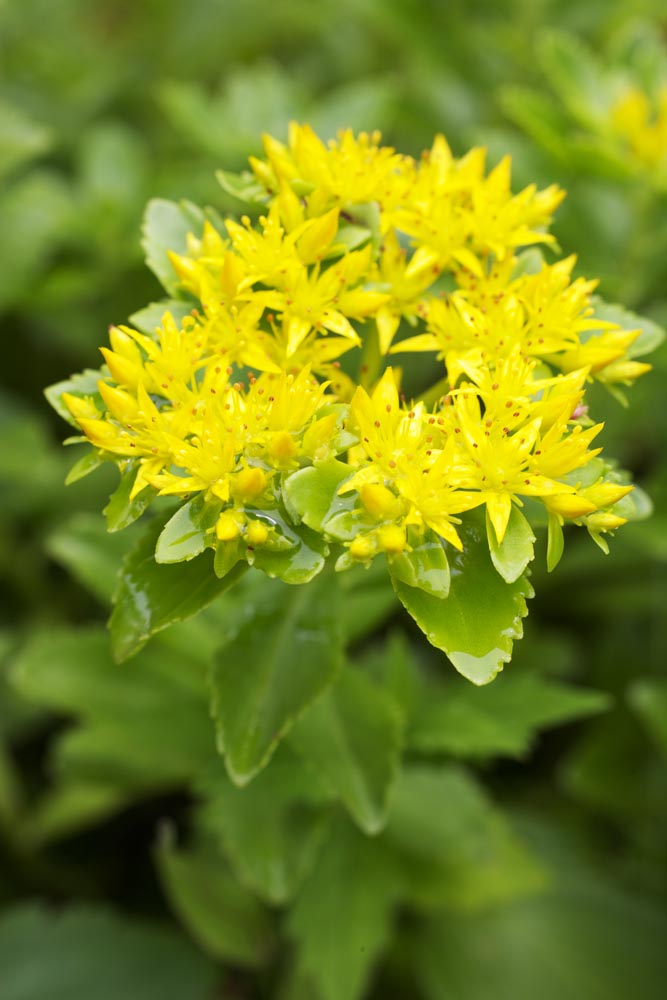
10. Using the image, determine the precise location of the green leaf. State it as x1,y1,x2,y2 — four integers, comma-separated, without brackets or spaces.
388,529,450,597
109,518,246,661
65,448,106,485
155,498,219,564
290,667,403,834
44,368,105,427
499,86,572,162
283,459,353,532
393,517,533,684
287,817,403,1000
338,561,397,645
628,679,667,756
209,570,343,784
46,513,140,604
156,834,274,967
142,198,222,297
129,299,196,335
103,465,157,532
410,671,610,759
539,31,609,126
385,765,544,911
591,297,666,358
249,507,329,584
199,748,331,905
487,505,536,583
0,905,216,1000
0,99,53,182
415,876,667,1000
547,511,564,572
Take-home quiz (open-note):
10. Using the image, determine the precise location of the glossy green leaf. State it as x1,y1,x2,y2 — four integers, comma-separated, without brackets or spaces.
388,530,450,597
156,834,274,966
487,505,536,583
103,465,156,532
410,671,609,759
0,905,216,1000
209,570,343,784
283,459,353,532
290,667,403,834
64,448,106,485
338,562,397,645
109,518,246,661
216,169,269,206
155,498,219,564
287,817,403,1000
393,517,533,684
385,765,544,911
199,748,331,905
248,506,329,583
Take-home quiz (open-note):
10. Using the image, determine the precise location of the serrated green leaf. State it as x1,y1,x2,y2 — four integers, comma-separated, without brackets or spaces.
287,817,403,1000
290,667,403,834
209,570,343,784
487,505,536,583
388,530,450,597
155,498,219,564
283,459,353,532
410,671,609,759
0,904,216,1000
385,764,544,911
103,465,156,532
199,748,331,905
393,517,533,684
109,518,246,661
156,834,274,966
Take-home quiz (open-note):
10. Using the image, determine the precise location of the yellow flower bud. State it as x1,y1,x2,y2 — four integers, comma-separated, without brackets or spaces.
377,524,407,553
359,482,401,519
586,511,628,532
543,493,597,519
63,393,100,421
268,431,297,464
216,510,244,541
246,520,269,546
581,483,633,509
233,466,268,501
349,534,376,561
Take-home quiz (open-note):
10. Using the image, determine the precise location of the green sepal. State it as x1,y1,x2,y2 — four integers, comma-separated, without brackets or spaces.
547,512,565,572
209,570,343,785
216,169,269,207
393,516,533,685
487,505,536,583
283,459,354,531
65,448,106,485
109,517,246,661
103,464,157,532
387,529,450,598
155,496,220,564
214,539,243,579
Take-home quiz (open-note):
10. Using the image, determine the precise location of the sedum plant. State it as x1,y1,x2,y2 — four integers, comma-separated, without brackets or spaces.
48,124,657,684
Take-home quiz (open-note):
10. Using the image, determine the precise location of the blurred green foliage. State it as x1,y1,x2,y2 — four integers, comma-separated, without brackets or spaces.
1,1,666,997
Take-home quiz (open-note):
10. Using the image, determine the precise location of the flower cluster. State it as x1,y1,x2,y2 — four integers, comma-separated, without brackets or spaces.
56,125,651,587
